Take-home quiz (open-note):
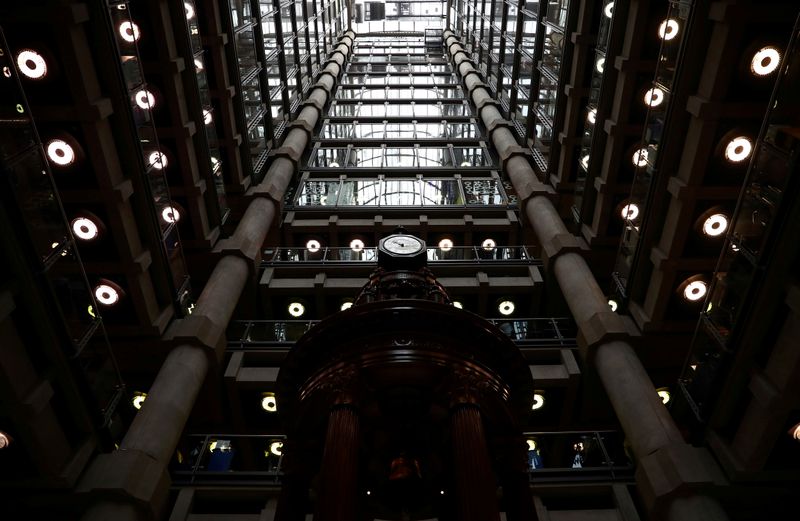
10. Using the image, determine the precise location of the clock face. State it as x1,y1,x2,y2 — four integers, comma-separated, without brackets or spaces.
382,235,424,255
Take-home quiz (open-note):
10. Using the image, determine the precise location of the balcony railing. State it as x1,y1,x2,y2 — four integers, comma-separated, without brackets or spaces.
227,317,576,349
171,430,633,485
261,245,541,265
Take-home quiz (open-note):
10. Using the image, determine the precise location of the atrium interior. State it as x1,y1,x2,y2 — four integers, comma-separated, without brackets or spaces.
0,1,799,520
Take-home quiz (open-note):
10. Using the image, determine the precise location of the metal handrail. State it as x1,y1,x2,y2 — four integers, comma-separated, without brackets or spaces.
261,245,541,265
226,317,576,349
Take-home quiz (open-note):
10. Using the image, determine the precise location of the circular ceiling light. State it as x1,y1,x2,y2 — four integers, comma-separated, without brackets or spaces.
306,239,321,253
452,301,463,309
340,301,353,311
185,2,196,20
261,392,277,412
460,160,472,167
724,136,753,163
95,283,120,306
658,19,679,41
269,441,283,456
134,89,156,110
46,139,76,167
161,206,181,223
438,238,454,252
657,388,671,404
16,49,48,80
608,299,618,312
71,217,100,241
481,238,496,251
644,87,665,107
526,439,537,451
149,151,168,169
498,300,515,316
621,203,640,221
587,108,597,124
210,156,220,170
0,432,10,449
603,2,614,19
632,148,648,167
288,302,305,317
119,21,141,43
683,280,707,302
531,393,545,410
595,57,605,73
132,392,147,410
790,423,800,441
203,109,213,125
750,46,781,77
194,58,204,71
350,238,365,252
702,213,729,237
328,161,340,168
580,154,590,170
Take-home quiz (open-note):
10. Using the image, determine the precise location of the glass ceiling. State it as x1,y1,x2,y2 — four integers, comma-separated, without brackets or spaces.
352,1,446,33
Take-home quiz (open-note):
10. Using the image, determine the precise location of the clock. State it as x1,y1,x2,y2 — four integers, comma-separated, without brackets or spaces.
378,233,427,270
381,235,424,255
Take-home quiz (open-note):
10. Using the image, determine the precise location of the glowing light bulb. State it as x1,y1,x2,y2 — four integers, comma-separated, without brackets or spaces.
580,154,590,170
481,238,496,251
306,239,321,253
269,441,283,456
438,238,454,252
644,87,665,107
95,284,120,306
750,46,780,76
71,217,99,241
603,2,613,18
0,432,10,449
658,19,679,41
791,423,800,441
724,136,753,163
532,393,545,410
46,139,76,166
453,301,463,309
587,108,597,124
632,148,648,167
288,302,305,317
194,58,204,71
608,299,618,312
683,280,707,302
261,393,277,412
621,203,640,221
132,392,147,410
16,49,47,80
185,2,196,20
119,21,141,43
498,300,515,316
527,439,537,451
350,239,365,252
203,109,213,125
149,151,168,169
702,214,728,237
340,301,353,311
161,206,180,223
595,57,605,73
657,389,671,404
135,89,156,110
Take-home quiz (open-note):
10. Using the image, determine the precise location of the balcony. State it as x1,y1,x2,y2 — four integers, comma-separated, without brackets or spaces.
171,430,632,485
227,317,576,350
261,246,541,266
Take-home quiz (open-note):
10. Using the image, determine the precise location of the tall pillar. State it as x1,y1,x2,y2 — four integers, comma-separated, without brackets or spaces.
450,404,501,521
314,405,360,521
442,29,730,521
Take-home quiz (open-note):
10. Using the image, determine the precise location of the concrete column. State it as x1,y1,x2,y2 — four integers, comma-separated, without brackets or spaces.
120,345,209,464
193,255,250,325
450,404,501,521
443,29,729,521
314,405,360,521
